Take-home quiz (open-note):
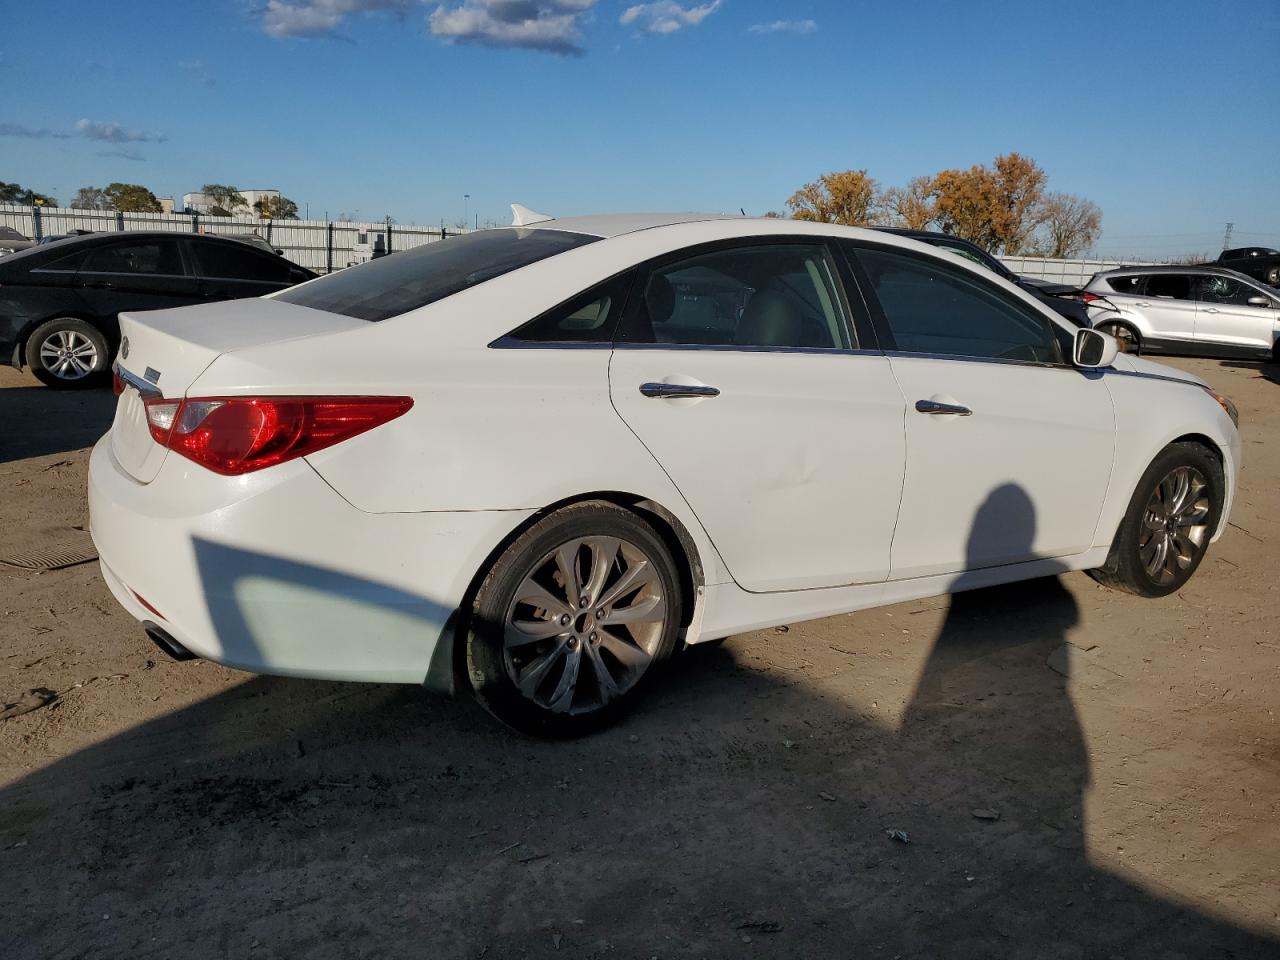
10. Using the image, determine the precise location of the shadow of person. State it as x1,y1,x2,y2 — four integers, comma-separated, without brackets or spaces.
889,484,1270,956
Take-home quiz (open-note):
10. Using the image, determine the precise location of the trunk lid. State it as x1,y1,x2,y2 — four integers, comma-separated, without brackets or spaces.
110,299,366,482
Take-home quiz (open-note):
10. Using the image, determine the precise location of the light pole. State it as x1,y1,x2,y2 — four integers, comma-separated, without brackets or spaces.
464,194,470,231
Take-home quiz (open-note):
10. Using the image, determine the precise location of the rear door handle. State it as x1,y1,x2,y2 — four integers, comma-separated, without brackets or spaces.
915,399,972,417
1202,307,1220,314
639,382,720,399
85,280,115,290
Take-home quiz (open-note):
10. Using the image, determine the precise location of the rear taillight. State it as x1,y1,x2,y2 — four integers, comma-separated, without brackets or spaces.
1080,293,1101,303
112,366,125,396
142,395,412,475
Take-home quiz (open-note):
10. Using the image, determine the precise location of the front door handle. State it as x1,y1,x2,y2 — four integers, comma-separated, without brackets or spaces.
915,399,972,416
1202,307,1220,314
639,382,720,400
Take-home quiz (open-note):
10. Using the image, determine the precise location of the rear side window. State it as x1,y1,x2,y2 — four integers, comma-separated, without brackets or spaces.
505,273,634,344
83,240,184,276
1105,275,1144,294
854,246,1060,364
275,228,599,322
192,241,293,282
1145,275,1193,300
616,243,852,350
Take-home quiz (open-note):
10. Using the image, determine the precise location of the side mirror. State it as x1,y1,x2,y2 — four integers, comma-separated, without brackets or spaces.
1074,328,1119,369
1247,295,1271,307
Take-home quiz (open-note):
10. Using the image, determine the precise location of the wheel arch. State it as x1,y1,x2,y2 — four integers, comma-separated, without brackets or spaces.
427,490,707,698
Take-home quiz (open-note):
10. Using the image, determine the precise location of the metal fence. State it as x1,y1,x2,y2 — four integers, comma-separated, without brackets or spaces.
2,203,1171,288
0,203,464,274
1000,255,1167,288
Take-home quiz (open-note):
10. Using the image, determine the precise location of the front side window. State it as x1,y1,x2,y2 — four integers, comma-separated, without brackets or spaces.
275,228,599,322
616,243,852,350
853,246,1060,364
1194,275,1269,307
83,240,184,276
1145,274,1193,300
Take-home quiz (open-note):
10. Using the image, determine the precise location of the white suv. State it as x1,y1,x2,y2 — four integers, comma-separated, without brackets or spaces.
1083,266,1279,361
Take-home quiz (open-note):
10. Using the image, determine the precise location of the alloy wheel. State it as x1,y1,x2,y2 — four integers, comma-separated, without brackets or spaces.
502,535,667,716
39,329,100,380
1139,465,1211,585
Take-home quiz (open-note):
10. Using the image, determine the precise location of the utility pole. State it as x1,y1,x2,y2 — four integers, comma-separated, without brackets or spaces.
1222,222,1233,251
464,193,470,231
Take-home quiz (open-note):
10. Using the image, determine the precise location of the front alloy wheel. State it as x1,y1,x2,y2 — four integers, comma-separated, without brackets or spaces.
1137,465,1211,586
1089,442,1223,597
467,503,681,736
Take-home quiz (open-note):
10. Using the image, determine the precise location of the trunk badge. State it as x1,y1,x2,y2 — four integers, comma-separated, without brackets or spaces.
144,367,161,385
120,336,129,359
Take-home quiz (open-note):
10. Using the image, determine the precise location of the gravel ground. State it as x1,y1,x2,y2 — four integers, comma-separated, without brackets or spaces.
1,358,1277,959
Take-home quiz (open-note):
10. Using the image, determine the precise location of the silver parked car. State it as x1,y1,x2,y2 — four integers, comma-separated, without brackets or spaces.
1082,265,1279,362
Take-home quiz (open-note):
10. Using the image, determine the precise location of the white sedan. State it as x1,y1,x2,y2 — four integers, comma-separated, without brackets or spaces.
88,210,1241,736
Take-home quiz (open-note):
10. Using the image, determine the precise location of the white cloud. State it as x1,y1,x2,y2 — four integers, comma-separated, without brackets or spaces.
748,19,817,34
620,1,720,35
429,1,597,55
0,122,73,140
261,0,415,39
76,119,166,144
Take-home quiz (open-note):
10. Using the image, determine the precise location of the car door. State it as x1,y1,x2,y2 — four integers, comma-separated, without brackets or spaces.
74,238,201,321
1136,273,1198,345
608,239,907,593
1191,274,1279,353
845,242,1115,580
188,238,305,300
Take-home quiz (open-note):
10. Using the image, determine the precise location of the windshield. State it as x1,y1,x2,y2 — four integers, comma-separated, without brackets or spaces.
275,227,599,322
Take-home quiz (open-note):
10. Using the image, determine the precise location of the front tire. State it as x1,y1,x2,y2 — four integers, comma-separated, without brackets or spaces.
466,502,682,737
25,317,110,388
1089,442,1224,598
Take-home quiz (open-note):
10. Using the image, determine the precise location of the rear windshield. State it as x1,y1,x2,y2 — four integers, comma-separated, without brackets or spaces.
274,228,599,322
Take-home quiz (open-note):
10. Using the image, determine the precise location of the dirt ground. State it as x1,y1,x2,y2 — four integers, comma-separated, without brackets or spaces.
1,358,1277,959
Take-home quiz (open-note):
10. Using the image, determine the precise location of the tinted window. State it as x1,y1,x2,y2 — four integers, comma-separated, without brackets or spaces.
83,240,184,275
192,240,292,282
1145,275,1192,300
506,274,633,344
276,228,599,322
855,246,1060,363
1105,275,1144,294
33,248,92,273
616,243,852,349
1195,275,1269,307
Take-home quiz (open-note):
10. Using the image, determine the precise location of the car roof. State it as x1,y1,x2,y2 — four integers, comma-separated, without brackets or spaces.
527,212,743,239
1093,264,1259,280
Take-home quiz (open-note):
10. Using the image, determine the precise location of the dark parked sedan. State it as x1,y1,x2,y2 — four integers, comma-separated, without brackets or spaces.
0,231,316,387
875,228,1092,327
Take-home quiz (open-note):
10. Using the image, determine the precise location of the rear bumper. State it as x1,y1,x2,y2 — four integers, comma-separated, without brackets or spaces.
88,434,534,685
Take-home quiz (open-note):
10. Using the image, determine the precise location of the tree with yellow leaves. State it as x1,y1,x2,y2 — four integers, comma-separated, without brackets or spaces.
787,169,881,226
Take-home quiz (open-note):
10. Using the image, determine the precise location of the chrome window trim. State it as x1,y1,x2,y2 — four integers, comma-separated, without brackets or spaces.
882,349,1071,371
76,269,191,280
488,337,883,356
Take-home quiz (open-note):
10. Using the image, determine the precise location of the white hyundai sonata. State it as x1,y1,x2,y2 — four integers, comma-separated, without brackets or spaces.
88,210,1241,735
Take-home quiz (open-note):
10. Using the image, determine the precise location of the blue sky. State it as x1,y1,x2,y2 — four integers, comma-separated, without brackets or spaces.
2,0,1277,257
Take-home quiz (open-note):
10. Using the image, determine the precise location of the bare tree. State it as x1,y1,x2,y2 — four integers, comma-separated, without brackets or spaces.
1038,192,1102,258
70,186,111,210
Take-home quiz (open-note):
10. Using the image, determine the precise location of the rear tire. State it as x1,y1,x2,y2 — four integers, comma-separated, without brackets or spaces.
25,317,110,389
1089,442,1224,598
1266,266,1279,286
466,502,682,737
1095,320,1140,354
